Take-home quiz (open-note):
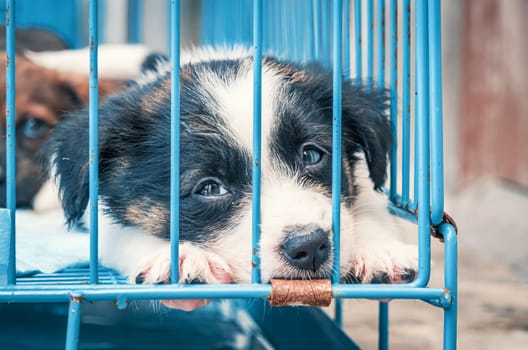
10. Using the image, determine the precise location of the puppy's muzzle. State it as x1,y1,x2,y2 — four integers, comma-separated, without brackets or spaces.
281,225,331,272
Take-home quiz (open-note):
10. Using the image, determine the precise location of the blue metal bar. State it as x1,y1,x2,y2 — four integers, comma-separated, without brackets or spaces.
170,0,181,284
251,0,263,284
377,0,385,86
331,0,342,284
5,0,16,285
312,0,321,61
128,0,143,43
441,223,458,349
200,0,211,46
293,0,301,62
0,284,451,303
321,0,330,67
334,298,343,328
312,0,322,62
378,302,389,350
99,0,107,44
343,0,351,79
389,0,397,202
0,210,11,285
401,0,411,206
354,0,362,79
413,0,431,287
166,0,172,54
65,295,82,350
366,0,373,87
88,0,99,285
303,0,315,62
429,0,444,225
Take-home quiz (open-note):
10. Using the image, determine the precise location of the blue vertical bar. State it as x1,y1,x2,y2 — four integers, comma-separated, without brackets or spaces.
429,0,444,225
442,223,458,350
378,302,389,350
343,0,351,79
366,0,373,87
65,295,82,350
302,0,314,62
313,0,322,62
251,0,263,284
354,0,362,80
166,0,172,54
99,0,107,44
262,0,268,52
401,0,410,206
170,0,181,284
321,0,330,67
413,0,431,287
128,0,143,43
334,299,343,328
0,210,11,285
88,0,99,285
377,0,385,86
389,0,397,202
331,0,342,285
200,0,211,45
5,0,16,285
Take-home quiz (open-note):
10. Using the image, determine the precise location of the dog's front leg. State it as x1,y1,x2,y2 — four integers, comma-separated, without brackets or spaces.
347,214,418,284
98,219,232,311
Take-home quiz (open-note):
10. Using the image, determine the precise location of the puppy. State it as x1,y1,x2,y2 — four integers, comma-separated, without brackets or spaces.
0,54,123,209
47,49,417,309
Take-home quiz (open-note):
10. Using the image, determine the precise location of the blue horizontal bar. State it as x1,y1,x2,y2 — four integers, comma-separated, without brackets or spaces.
0,284,450,304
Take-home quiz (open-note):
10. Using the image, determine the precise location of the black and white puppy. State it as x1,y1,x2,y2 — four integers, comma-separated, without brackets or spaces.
47,49,417,306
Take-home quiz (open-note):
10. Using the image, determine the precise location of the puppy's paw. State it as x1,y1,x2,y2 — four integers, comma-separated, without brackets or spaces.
347,241,418,284
132,243,232,311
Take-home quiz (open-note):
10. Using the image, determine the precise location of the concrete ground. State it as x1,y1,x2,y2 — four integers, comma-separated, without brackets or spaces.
337,180,528,349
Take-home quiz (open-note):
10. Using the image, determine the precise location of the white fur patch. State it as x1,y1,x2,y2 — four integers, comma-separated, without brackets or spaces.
26,44,150,80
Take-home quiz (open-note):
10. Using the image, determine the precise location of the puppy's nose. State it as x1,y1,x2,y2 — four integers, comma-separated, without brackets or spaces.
281,226,330,272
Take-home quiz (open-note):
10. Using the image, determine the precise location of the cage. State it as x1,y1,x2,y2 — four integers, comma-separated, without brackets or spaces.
0,0,457,349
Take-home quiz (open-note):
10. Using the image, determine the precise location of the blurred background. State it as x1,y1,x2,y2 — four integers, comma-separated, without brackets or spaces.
1,0,527,349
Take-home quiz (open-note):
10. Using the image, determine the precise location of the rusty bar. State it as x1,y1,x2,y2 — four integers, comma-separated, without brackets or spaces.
270,279,332,307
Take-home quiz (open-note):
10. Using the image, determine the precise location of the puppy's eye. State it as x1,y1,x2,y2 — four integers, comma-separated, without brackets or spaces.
195,180,229,197
21,118,50,140
302,146,324,166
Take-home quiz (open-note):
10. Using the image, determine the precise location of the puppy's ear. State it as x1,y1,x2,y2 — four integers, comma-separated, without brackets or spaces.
342,85,391,190
43,111,90,228
140,52,169,75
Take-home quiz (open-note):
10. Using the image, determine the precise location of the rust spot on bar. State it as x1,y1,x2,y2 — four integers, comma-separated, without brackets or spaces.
269,279,332,307
70,295,84,303
114,298,128,310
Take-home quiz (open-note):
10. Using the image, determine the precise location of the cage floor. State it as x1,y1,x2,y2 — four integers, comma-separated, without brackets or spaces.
16,266,128,286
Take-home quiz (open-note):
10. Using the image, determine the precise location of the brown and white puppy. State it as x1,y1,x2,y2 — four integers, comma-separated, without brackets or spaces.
0,54,123,209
